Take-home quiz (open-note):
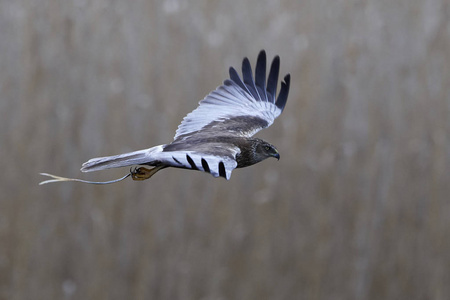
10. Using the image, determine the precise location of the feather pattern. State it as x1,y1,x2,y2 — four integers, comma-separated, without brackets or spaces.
165,149,238,179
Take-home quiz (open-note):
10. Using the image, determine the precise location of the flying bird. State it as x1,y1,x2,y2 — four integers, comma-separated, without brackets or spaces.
40,50,290,184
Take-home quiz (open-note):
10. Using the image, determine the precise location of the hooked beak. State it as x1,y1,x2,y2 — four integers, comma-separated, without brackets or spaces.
273,152,280,161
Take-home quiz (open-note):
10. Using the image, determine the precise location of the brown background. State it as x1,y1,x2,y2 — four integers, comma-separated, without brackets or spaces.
1,0,450,299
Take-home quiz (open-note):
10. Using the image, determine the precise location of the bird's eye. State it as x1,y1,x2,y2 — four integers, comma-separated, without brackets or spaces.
264,146,270,151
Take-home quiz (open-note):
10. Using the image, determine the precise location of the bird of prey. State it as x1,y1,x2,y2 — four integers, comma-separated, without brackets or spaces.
40,50,290,184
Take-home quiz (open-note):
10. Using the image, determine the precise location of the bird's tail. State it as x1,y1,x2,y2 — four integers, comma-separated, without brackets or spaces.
80,145,164,172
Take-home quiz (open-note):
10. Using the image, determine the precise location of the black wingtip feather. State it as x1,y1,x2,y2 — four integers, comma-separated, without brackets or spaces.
276,74,290,111
266,56,280,102
229,67,248,92
242,57,259,100
255,50,267,100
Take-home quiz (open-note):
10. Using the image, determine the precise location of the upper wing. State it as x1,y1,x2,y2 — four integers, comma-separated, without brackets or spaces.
174,50,291,140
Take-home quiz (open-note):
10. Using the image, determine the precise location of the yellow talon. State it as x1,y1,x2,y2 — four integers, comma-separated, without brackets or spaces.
131,166,165,181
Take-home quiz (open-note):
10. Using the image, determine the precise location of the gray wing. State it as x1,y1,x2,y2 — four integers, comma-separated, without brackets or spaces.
174,50,290,140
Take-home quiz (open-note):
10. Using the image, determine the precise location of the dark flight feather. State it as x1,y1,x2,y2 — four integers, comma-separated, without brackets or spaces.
266,55,280,102
229,67,249,95
242,57,260,101
254,50,267,101
276,74,290,111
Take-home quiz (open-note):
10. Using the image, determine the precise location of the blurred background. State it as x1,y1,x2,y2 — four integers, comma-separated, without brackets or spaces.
1,0,450,299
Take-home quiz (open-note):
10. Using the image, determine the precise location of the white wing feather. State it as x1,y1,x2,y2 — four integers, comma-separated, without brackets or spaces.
174,80,281,140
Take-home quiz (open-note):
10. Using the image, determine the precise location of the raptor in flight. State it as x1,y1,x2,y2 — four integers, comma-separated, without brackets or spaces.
40,50,290,184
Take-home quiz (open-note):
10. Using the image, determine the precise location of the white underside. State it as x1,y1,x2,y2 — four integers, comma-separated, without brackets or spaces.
81,145,239,180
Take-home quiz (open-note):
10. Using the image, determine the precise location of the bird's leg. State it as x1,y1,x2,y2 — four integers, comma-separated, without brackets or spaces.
130,165,166,181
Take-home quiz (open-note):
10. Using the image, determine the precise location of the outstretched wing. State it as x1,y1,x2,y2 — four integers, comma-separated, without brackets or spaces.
174,50,291,140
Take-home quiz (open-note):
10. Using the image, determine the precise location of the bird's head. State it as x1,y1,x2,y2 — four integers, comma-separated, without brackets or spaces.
255,140,280,161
